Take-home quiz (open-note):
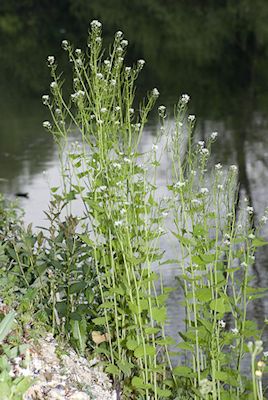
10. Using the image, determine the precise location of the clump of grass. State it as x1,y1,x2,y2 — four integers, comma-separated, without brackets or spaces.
1,20,267,400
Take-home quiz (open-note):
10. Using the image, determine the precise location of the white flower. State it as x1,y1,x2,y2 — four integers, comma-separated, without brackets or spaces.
247,206,254,215
100,107,107,113
261,216,268,224
43,121,52,129
96,73,103,79
215,163,222,170
255,370,263,378
47,55,55,65
96,185,107,192
158,105,166,115
124,157,131,164
95,36,102,44
230,165,238,172
174,181,186,189
117,46,123,54
181,94,190,104
75,48,82,56
115,30,123,38
231,328,239,334
129,108,134,114
191,199,201,206
138,59,145,68
42,95,50,105
121,39,128,47
117,56,124,63
71,90,85,101
198,141,205,148
91,20,102,29
61,40,68,50
114,220,124,227
219,320,226,328
210,131,218,140
112,162,121,169
201,148,209,156
200,187,209,195
110,79,116,86
115,106,121,112
152,88,160,97
217,184,223,190
50,81,57,89
188,114,195,122
125,66,131,73
263,351,268,357
104,59,111,66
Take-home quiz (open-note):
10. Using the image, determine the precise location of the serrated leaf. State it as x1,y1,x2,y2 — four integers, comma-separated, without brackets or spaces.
92,317,108,326
105,364,120,375
151,306,166,323
134,344,156,358
156,388,172,397
144,327,160,335
195,288,213,302
126,339,138,350
210,298,226,313
173,366,194,377
252,237,268,247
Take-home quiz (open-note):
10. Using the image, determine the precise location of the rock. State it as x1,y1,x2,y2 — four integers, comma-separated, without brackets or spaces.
21,335,115,400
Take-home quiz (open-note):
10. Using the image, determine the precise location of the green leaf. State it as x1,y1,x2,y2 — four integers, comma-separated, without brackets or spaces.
200,253,216,263
151,307,166,323
117,360,133,375
79,235,94,247
105,364,120,375
252,237,268,247
156,336,176,346
69,281,87,294
65,190,76,201
193,224,206,237
210,298,227,313
134,344,156,358
92,317,108,326
177,342,194,351
214,371,239,386
132,376,144,388
131,376,152,389
126,339,139,350
195,288,213,302
156,388,172,397
173,366,194,377
144,327,160,335
0,311,16,343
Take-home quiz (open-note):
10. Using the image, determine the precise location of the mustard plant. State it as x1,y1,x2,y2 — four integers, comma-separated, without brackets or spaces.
41,20,268,399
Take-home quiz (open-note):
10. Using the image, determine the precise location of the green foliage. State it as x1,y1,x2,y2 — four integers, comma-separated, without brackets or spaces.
0,312,33,400
1,20,268,400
